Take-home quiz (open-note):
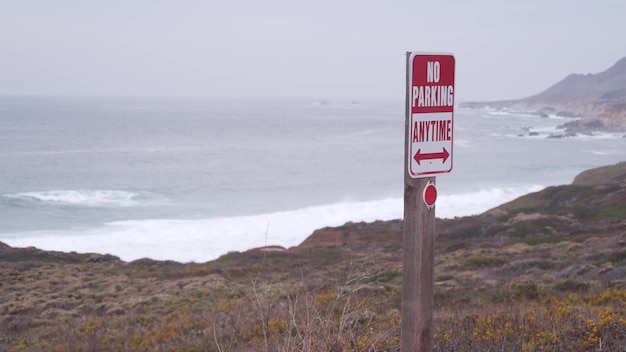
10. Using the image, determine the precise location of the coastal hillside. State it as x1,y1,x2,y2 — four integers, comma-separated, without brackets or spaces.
460,57,626,132
1,162,626,351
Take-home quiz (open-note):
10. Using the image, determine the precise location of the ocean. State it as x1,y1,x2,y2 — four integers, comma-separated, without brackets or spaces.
1,96,625,262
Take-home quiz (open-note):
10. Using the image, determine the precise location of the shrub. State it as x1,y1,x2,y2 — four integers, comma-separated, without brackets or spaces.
462,255,508,267
554,280,591,293
608,250,626,264
512,281,542,300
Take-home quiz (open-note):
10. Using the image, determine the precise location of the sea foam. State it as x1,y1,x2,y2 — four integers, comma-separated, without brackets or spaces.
3,190,161,207
3,184,544,263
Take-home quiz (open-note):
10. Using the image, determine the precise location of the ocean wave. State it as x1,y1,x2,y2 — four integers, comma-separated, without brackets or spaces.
1,185,544,262
439,185,544,217
2,190,155,207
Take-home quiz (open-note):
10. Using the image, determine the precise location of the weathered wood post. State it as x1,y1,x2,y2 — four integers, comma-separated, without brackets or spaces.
401,52,455,352
401,176,435,351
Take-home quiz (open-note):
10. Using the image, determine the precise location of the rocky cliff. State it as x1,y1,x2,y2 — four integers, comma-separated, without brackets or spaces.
460,57,626,133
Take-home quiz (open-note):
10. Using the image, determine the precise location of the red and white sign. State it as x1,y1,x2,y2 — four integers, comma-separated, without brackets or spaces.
407,53,455,178
423,180,437,209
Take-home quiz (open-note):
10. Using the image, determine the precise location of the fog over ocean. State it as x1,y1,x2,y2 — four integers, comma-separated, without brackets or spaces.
1,96,625,262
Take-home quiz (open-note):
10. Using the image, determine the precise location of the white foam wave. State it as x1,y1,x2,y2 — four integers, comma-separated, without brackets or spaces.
438,185,544,218
587,149,623,155
2,185,544,263
4,190,149,207
485,110,541,118
575,132,626,140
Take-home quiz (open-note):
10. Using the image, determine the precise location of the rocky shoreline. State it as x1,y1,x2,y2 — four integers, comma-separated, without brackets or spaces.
460,57,626,136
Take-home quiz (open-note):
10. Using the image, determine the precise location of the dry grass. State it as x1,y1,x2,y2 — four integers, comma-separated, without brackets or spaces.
3,261,625,352
2,162,626,351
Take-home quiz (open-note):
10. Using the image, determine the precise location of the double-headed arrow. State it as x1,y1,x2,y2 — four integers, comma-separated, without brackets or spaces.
413,148,450,165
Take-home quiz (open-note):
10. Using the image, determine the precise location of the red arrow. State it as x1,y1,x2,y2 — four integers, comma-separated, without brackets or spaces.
413,148,450,165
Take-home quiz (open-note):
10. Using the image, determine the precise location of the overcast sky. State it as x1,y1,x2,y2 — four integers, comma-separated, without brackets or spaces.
1,0,624,102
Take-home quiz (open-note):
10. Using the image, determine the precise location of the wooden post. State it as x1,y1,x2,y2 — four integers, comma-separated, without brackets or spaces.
401,52,436,352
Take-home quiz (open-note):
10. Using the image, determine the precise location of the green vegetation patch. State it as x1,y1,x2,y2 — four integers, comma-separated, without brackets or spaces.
554,279,591,293
545,185,598,205
500,184,599,215
461,255,508,267
523,235,567,246
598,206,626,219
511,281,543,300
362,271,402,284
500,192,546,213
458,225,485,239
507,217,566,238
608,250,626,264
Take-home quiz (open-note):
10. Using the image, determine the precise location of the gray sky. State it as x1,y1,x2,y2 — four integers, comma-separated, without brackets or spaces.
1,0,624,102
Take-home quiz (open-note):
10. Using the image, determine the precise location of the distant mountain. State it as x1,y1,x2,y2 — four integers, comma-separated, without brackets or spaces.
460,57,626,133
525,57,626,108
